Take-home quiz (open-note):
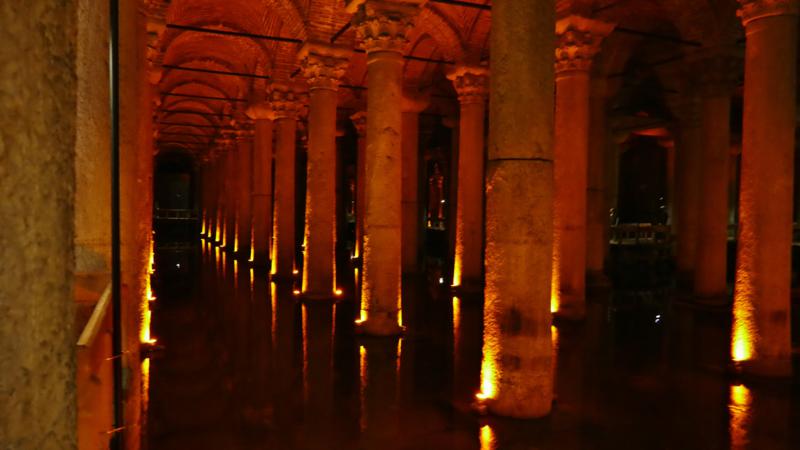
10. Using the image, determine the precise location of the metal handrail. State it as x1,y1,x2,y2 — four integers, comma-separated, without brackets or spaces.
77,283,112,348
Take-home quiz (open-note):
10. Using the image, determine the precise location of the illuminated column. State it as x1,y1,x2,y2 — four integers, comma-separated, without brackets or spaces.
694,53,737,300
586,78,609,281
235,128,254,258
480,0,555,418
271,85,304,280
733,0,798,375
672,94,702,280
224,140,238,251
351,111,367,259
349,0,423,335
448,66,488,290
1,0,78,443
246,102,274,267
299,43,350,298
552,16,613,319
401,91,429,275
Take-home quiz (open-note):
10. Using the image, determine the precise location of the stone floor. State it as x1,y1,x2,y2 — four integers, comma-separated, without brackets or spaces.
144,242,800,450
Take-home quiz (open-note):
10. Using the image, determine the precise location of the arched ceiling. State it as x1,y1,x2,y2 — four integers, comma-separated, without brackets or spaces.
144,0,744,154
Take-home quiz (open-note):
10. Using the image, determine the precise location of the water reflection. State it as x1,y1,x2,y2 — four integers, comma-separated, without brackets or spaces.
147,244,800,450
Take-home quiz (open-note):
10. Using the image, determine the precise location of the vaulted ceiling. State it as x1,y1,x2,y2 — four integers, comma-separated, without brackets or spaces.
144,0,744,154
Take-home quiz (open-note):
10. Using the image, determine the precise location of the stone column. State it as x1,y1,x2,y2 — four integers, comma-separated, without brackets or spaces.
351,111,367,260
349,0,423,335
247,102,274,268
0,1,78,446
235,128,254,258
694,53,737,300
552,15,613,319
586,78,609,282
271,86,304,280
733,0,798,376
672,95,702,281
479,0,555,418
448,66,488,290
401,91,429,275
298,43,350,298
224,140,238,251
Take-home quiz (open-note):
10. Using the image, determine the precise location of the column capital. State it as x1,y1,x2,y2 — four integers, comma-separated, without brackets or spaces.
234,126,255,141
349,0,426,54
555,15,615,75
401,88,431,113
245,101,273,120
350,111,367,136
738,0,799,26
447,65,489,104
297,42,352,91
269,83,307,120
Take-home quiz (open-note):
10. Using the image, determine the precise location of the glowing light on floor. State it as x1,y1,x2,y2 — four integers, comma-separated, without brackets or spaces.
293,289,301,296
479,424,496,450
335,288,343,296
729,384,752,449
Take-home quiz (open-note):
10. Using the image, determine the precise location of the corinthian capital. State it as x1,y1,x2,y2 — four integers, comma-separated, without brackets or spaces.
447,65,489,105
738,0,799,25
297,43,351,91
555,15,615,75
349,0,426,53
269,83,307,120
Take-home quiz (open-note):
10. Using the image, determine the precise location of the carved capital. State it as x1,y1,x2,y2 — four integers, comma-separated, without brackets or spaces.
269,84,307,120
351,0,424,54
245,101,273,120
350,111,367,137
555,15,615,75
298,43,351,91
447,65,489,105
738,0,799,26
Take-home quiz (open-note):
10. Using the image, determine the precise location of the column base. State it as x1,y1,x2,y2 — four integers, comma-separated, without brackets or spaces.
692,292,731,308
450,281,483,297
355,314,404,336
300,291,339,302
731,357,793,378
553,295,586,321
586,271,611,291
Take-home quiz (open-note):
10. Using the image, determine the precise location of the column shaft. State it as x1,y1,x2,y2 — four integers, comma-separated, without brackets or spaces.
360,50,404,334
273,118,298,279
253,119,274,267
586,81,608,277
481,0,554,418
355,121,367,258
237,137,253,257
225,148,238,250
733,3,798,375
402,111,421,274
695,94,731,298
304,87,339,296
453,100,486,288
674,100,702,277
553,71,590,318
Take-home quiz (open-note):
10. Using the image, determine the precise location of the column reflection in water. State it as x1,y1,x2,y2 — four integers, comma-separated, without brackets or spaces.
451,295,483,407
359,337,401,447
272,282,302,448
727,382,792,449
301,301,335,448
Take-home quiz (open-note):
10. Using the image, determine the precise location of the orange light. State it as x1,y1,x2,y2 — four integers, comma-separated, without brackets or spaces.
335,288,343,296
729,384,752,448
452,254,462,288
293,289,301,296
479,424,496,450
731,283,755,362
477,290,499,401
359,344,367,432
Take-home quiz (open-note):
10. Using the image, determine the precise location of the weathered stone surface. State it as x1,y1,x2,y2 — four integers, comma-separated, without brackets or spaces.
0,1,78,448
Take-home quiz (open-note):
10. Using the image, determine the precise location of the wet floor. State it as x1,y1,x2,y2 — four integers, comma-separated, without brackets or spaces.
145,242,800,450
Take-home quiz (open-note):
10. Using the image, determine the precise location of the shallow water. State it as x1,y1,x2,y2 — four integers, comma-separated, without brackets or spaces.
145,242,800,450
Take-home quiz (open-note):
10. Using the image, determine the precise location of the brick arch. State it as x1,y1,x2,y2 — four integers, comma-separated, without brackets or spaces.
409,6,466,62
